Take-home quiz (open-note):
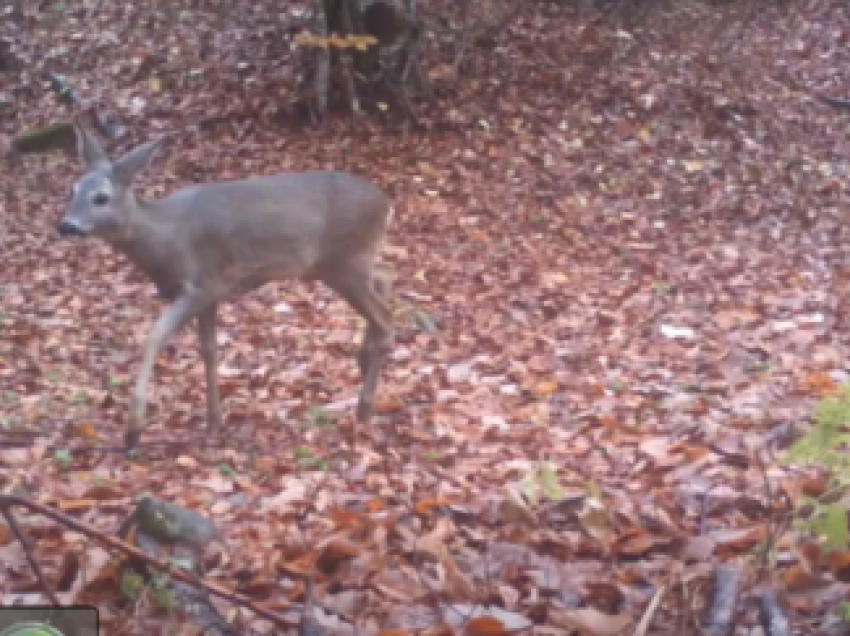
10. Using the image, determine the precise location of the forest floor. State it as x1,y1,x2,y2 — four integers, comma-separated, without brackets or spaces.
2,0,850,634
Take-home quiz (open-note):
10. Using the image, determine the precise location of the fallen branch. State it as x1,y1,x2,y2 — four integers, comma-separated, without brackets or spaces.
46,72,125,140
0,494,299,630
702,564,742,635
5,75,126,163
1,506,60,605
818,94,850,111
758,588,791,636
5,122,76,162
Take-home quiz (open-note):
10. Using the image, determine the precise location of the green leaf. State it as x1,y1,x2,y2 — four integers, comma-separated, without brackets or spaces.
539,463,565,501
54,448,72,467
813,503,850,552
151,584,175,609
168,557,195,571
414,308,440,333
298,456,327,471
293,446,314,460
786,384,850,470
120,572,145,601
306,406,335,428
518,469,540,507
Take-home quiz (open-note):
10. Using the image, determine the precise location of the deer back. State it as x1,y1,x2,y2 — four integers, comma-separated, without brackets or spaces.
60,126,390,302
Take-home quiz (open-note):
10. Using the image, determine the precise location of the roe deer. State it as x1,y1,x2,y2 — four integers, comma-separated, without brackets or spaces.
59,126,394,449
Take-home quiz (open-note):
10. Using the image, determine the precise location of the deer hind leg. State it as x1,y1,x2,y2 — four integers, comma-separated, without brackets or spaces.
197,304,222,431
357,267,392,376
325,261,394,423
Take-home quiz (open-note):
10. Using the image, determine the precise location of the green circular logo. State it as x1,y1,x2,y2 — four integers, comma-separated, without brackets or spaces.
0,623,65,636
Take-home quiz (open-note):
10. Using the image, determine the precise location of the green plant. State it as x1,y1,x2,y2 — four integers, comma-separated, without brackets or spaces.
305,406,335,428
293,446,326,470
518,462,565,506
299,457,327,470
54,448,73,470
294,446,314,460
785,383,850,552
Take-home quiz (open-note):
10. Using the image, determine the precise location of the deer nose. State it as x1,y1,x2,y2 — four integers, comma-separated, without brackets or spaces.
57,219,85,237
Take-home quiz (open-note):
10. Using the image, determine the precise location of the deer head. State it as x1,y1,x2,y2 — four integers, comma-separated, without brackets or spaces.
58,126,161,239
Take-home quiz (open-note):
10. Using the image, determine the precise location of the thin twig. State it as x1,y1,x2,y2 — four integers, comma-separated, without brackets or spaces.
1,506,60,605
632,584,666,636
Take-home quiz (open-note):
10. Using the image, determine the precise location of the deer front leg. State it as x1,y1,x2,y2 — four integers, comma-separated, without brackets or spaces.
326,265,394,424
127,294,203,449
197,305,222,431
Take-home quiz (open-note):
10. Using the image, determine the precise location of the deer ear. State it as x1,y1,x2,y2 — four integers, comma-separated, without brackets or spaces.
111,139,162,187
74,125,109,170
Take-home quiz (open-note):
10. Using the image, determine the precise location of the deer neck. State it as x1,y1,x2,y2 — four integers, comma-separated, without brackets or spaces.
107,194,187,299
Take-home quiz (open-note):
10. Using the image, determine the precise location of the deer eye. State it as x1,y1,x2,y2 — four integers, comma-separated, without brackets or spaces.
92,192,110,206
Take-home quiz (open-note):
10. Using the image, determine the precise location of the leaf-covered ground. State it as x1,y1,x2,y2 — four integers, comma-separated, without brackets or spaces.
2,0,850,633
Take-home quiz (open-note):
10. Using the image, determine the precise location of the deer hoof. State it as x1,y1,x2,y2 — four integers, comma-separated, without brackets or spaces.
125,429,141,451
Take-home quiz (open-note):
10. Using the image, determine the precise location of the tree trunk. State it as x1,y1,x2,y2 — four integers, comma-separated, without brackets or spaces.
313,0,331,118
307,0,426,119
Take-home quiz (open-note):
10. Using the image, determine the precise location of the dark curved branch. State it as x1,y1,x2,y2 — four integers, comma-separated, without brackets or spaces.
819,95,850,111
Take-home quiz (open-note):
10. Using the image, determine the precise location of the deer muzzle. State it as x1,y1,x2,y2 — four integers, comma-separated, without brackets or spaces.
57,219,88,237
